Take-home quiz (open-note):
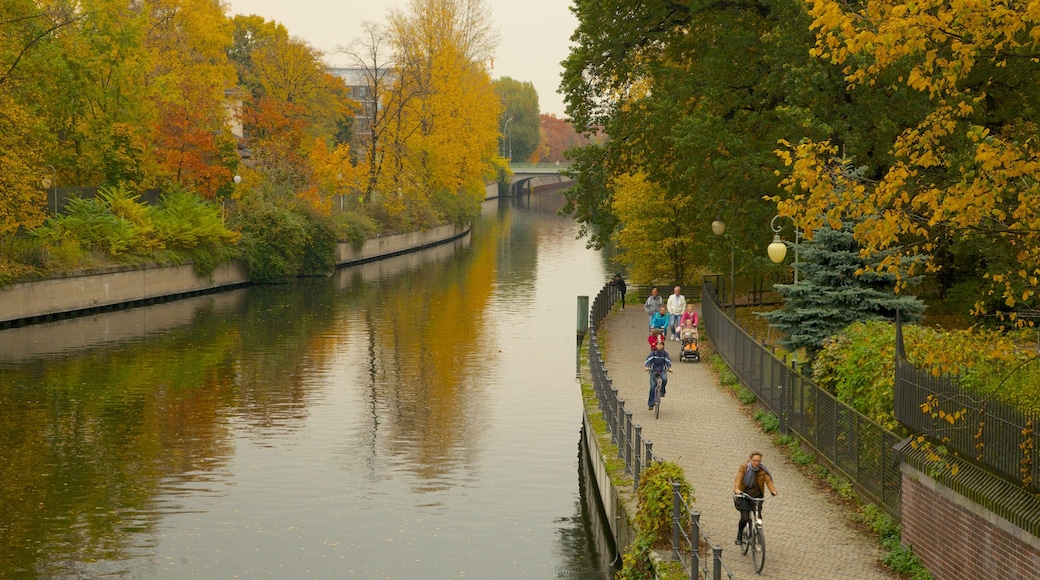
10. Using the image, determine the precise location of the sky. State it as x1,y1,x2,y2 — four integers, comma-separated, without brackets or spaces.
224,0,578,118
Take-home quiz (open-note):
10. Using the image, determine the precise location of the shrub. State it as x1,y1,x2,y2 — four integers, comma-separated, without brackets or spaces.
150,187,239,275
231,201,311,282
736,386,757,405
635,461,694,547
335,211,377,250
298,210,337,276
813,320,1040,424
755,410,780,433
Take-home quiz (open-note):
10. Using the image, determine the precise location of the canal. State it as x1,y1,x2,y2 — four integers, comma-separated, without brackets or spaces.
0,187,618,578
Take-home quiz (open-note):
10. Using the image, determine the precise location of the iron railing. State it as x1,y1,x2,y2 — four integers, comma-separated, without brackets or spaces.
701,280,903,519
894,318,1040,495
586,283,732,579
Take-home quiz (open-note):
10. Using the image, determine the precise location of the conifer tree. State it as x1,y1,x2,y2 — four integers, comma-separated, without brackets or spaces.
762,222,925,361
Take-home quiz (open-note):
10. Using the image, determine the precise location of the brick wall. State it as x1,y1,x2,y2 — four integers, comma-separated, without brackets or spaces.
901,465,1040,580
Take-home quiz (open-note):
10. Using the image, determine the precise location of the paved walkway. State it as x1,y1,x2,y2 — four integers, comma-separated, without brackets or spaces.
601,305,895,579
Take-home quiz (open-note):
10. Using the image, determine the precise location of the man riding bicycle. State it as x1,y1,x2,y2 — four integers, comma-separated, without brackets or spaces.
644,340,672,410
733,452,777,544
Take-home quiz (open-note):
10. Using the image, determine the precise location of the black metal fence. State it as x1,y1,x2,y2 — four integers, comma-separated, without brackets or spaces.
894,319,1040,494
701,281,903,519
586,283,733,580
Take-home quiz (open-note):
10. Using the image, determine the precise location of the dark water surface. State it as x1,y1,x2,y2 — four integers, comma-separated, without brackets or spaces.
0,191,617,578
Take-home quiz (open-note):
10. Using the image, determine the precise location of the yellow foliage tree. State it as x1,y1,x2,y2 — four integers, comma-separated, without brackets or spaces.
611,172,702,284
776,0,1040,323
385,0,501,226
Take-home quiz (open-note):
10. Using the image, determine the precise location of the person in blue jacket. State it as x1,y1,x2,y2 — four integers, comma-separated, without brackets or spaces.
644,340,672,409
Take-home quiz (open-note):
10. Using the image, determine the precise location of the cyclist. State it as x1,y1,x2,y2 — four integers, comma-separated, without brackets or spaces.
733,452,777,545
644,340,672,410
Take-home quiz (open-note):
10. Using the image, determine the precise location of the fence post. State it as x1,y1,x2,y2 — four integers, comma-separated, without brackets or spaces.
712,545,723,580
645,440,653,467
624,410,633,472
690,512,700,580
671,482,681,559
633,425,643,491
609,385,618,441
617,399,626,461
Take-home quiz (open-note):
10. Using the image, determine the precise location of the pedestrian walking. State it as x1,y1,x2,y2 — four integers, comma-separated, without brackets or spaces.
644,287,662,329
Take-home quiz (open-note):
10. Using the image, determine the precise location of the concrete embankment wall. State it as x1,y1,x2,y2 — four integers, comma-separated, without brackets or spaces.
582,412,638,564
0,223,469,327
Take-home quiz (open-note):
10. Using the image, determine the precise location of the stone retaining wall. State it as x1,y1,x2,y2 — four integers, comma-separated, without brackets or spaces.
0,223,470,326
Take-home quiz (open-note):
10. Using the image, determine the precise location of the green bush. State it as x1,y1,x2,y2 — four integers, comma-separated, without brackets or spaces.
736,386,757,405
755,410,780,433
813,320,1040,425
298,210,337,276
232,200,340,282
150,186,239,275
335,211,377,250
635,461,694,547
29,185,238,276
231,201,312,282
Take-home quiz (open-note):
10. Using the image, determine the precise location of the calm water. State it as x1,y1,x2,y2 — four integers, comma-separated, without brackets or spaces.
0,190,617,578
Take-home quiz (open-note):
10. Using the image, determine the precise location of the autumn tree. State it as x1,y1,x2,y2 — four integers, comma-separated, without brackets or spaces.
778,0,1040,324
539,114,588,164
385,0,502,226
338,21,403,203
145,0,239,198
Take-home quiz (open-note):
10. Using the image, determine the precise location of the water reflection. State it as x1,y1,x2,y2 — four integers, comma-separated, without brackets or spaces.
0,190,615,578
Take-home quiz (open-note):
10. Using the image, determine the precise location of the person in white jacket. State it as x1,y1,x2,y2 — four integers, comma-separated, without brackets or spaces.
666,286,686,341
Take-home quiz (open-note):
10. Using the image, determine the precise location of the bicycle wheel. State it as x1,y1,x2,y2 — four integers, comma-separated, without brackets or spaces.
751,525,766,573
654,381,661,419
740,525,750,555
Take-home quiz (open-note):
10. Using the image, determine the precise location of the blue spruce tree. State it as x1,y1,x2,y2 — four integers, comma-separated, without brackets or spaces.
762,221,925,361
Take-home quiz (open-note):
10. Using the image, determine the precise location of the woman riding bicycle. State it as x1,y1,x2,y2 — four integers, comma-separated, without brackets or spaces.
643,340,671,410
733,452,777,545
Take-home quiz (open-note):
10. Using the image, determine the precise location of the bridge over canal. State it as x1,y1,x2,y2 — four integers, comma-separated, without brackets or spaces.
506,162,573,196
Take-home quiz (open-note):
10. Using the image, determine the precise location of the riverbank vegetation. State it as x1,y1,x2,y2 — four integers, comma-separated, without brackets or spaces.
0,0,502,286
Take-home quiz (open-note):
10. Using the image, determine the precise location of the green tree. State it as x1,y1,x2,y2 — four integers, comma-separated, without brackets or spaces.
762,222,925,361
492,76,539,162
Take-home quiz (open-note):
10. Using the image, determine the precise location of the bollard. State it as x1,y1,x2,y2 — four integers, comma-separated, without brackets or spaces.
624,410,633,472
712,545,723,580
690,512,700,580
633,425,643,491
671,482,681,559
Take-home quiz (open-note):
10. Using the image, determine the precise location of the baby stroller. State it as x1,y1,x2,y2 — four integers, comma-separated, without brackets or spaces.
679,325,700,362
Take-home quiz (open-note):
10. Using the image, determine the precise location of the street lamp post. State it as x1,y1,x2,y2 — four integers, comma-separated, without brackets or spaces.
503,116,514,160
42,165,57,216
767,214,800,284
711,211,735,316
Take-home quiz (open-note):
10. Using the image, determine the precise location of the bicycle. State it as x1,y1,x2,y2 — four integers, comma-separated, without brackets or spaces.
735,492,768,573
647,368,671,419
